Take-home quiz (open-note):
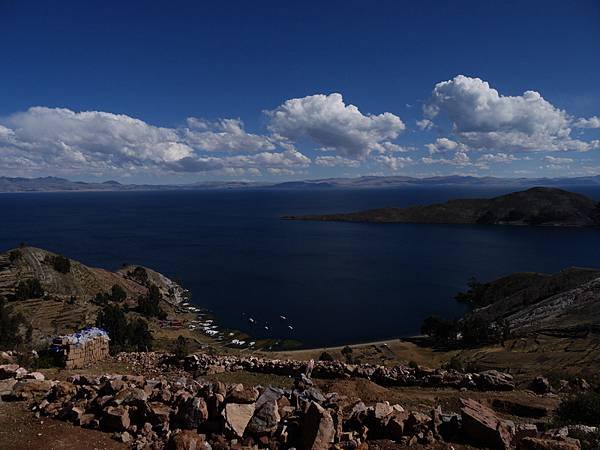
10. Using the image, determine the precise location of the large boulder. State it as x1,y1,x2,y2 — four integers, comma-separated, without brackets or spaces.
102,405,131,431
226,384,259,404
174,393,209,429
477,370,515,391
460,398,514,450
8,379,54,400
167,430,209,450
47,381,77,402
518,437,581,450
114,387,148,406
301,401,336,450
0,364,20,380
222,402,255,437
246,387,282,435
0,378,17,397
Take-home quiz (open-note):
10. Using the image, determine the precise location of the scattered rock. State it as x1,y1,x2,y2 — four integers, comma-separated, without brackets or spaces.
102,405,131,432
301,401,336,450
222,402,255,437
167,430,209,450
460,398,514,449
518,436,581,450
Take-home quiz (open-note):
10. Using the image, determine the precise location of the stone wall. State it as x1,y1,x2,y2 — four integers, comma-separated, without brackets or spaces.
52,328,110,369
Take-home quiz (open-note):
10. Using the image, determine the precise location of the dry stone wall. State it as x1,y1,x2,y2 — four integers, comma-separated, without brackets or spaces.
52,327,110,369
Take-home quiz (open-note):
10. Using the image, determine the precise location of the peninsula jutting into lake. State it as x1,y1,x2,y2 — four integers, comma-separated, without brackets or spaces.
283,187,600,227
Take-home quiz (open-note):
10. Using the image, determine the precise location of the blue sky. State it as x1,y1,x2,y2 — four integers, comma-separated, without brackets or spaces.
0,0,599,183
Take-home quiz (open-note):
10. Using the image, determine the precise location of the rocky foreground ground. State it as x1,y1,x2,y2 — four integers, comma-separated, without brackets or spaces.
0,353,596,450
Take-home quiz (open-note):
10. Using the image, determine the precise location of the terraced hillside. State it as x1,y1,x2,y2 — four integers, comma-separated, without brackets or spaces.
0,246,186,341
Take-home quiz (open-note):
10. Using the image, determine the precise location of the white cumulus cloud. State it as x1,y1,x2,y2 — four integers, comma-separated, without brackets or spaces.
266,93,405,159
573,116,600,129
424,75,596,152
0,106,311,177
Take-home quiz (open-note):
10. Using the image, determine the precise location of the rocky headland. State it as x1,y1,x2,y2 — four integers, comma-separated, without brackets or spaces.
283,187,600,227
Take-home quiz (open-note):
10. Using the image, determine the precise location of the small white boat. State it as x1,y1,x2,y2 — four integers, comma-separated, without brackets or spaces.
287,325,294,330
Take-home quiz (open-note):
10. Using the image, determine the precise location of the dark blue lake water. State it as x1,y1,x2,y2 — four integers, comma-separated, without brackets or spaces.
2,186,600,347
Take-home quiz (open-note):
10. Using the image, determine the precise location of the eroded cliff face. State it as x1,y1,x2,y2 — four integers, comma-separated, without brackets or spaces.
506,276,600,336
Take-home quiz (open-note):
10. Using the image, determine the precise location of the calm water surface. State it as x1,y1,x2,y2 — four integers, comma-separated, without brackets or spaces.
2,186,600,346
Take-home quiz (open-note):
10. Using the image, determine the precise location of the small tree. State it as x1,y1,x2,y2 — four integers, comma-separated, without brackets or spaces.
49,255,71,274
130,266,149,286
173,335,189,359
14,279,44,300
0,298,30,350
96,304,129,354
138,284,163,318
319,351,335,362
421,316,456,344
341,345,353,363
128,318,153,352
110,284,127,302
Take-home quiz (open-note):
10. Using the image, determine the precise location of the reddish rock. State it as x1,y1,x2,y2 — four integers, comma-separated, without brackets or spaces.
0,364,20,380
518,437,581,450
167,430,208,450
460,398,514,450
301,401,336,450
174,393,209,429
102,405,131,431
9,379,54,400
222,402,255,437
226,384,259,404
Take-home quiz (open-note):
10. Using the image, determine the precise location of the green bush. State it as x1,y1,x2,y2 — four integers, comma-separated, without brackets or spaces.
556,391,600,427
173,335,189,359
129,266,149,286
96,304,153,354
14,278,44,300
421,315,456,342
0,298,31,350
47,255,71,274
110,284,127,302
8,250,21,262
318,351,335,362
138,284,165,318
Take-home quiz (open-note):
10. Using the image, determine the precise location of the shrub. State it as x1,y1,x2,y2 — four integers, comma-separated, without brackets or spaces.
110,284,127,302
8,250,21,262
95,304,154,354
0,298,31,350
138,284,164,318
14,278,44,300
421,315,456,343
454,277,485,304
173,335,189,359
129,266,149,286
555,391,600,427
47,255,71,274
341,345,353,363
318,351,335,362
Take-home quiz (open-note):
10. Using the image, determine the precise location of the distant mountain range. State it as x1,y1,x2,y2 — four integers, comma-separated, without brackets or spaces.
3,174,600,193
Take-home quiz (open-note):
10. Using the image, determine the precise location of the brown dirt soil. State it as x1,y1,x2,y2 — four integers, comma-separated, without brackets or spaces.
0,401,127,450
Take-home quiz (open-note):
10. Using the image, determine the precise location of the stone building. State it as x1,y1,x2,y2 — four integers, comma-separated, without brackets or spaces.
51,327,110,369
